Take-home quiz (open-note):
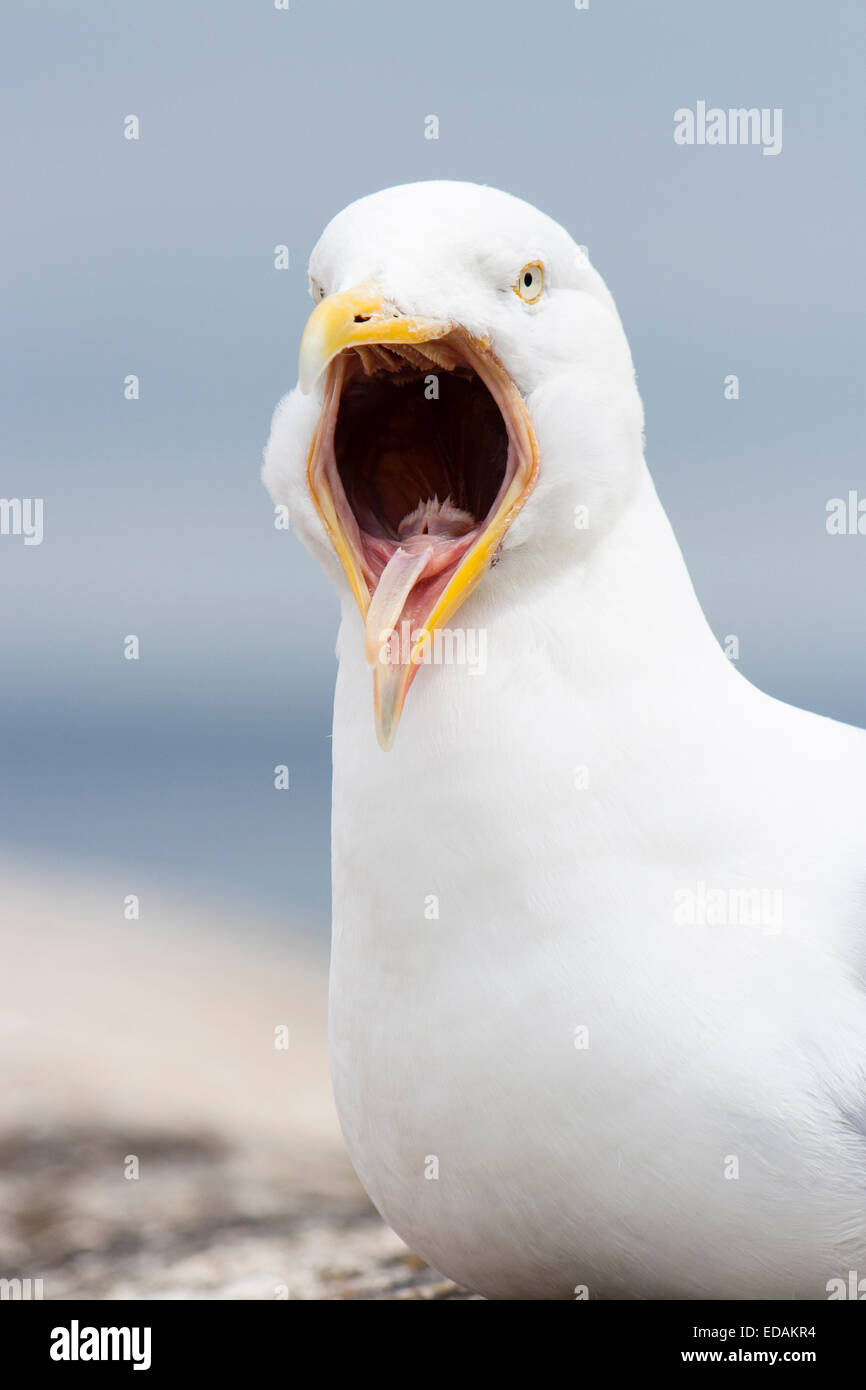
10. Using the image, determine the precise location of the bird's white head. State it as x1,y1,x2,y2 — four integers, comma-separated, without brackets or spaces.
263,180,645,748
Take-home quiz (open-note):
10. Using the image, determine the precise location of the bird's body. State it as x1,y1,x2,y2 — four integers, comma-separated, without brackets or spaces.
265,181,866,1298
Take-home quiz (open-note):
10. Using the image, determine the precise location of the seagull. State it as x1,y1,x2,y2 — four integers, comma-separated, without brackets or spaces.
263,181,866,1299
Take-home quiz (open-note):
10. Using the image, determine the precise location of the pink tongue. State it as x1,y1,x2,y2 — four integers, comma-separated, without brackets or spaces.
363,499,479,672
364,544,434,667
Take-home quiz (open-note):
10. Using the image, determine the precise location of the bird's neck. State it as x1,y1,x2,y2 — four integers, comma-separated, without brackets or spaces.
525,463,730,689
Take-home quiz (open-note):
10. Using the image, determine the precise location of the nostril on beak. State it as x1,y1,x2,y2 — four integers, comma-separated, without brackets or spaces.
353,313,372,324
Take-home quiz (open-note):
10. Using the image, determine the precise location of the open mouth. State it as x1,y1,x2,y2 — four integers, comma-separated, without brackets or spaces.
302,298,539,748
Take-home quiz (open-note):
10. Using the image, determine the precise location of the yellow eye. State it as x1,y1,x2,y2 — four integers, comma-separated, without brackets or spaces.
514,261,544,304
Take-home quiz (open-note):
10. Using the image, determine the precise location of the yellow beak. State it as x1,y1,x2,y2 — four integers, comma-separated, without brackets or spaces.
300,284,539,750
299,283,451,394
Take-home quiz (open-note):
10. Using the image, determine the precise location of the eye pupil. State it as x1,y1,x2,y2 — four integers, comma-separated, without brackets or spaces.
524,273,532,287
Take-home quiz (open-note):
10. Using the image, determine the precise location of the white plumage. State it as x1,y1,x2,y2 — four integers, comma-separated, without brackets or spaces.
264,181,866,1299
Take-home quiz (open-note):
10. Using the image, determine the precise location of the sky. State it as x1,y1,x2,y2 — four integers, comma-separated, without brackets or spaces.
2,0,864,931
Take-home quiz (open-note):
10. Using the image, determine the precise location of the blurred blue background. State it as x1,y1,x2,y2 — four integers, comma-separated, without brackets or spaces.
2,0,864,931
